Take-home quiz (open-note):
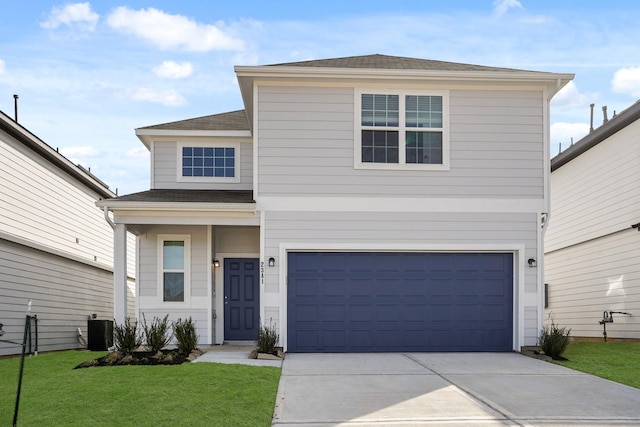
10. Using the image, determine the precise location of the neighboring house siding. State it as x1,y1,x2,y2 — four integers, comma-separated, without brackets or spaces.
137,225,210,344
545,122,640,253
257,86,544,198
0,129,117,267
152,139,253,190
0,123,136,356
263,210,540,345
545,119,640,339
545,230,640,338
0,239,135,356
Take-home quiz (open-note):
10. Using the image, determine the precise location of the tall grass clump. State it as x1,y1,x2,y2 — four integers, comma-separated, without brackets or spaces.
256,319,279,354
142,314,173,353
173,317,198,355
114,317,142,354
539,319,571,359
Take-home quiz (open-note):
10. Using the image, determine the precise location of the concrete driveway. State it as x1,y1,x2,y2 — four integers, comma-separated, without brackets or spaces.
272,352,640,426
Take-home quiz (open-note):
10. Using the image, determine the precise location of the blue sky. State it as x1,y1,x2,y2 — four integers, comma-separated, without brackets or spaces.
1,0,640,195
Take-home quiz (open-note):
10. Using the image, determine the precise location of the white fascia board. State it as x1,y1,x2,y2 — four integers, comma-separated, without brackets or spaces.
116,214,260,226
235,65,574,89
135,129,252,149
136,129,252,138
257,196,544,213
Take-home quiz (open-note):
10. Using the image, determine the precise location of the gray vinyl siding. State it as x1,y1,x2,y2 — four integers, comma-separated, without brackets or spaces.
0,126,136,356
152,140,253,190
546,121,640,253
545,229,640,339
264,210,540,345
137,225,209,299
256,86,544,198
544,119,640,339
140,309,209,346
0,239,135,356
0,128,129,270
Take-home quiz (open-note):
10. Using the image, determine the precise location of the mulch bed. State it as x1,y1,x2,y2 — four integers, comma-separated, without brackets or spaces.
74,348,205,369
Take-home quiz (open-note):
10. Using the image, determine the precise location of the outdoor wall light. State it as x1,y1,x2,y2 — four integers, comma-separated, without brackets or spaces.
527,258,537,268
268,257,276,267
213,259,220,268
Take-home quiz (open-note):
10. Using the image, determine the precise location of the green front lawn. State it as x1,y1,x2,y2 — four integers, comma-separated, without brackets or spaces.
0,350,281,426
554,341,640,389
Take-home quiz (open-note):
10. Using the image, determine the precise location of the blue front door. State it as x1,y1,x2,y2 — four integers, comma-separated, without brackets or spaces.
224,258,259,341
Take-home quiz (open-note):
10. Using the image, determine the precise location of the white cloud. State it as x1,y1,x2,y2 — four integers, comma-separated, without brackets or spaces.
60,145,102,164
153,61,194,79
41,2,99,32
106,7,244,52
550,122,590,154
0,59,5,75
551,81,589,109
612,67,640,98
125,147,150,158
130,88,186,106
493,0,523,17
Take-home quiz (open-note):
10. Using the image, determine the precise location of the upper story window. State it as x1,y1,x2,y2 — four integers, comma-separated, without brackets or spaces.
356,90,449,171
177,142,241,183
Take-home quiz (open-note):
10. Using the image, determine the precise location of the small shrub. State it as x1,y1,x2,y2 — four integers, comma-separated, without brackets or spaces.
539,319,571,359
142,314,173,353
173,317,198,355
113,317,142,354
256,319,279,354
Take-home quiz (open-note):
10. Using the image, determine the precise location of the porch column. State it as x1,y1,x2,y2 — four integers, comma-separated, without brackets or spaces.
113,223,128,325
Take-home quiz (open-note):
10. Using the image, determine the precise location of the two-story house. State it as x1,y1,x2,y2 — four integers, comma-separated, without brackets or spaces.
98,54,572,352
0,110,136,356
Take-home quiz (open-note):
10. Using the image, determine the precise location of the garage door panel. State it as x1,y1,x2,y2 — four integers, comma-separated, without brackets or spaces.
288,252,513,352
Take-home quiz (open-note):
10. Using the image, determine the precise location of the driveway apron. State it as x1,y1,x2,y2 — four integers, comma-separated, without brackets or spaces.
272,352,640,427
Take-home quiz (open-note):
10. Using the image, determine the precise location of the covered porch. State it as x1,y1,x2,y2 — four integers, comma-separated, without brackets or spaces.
97,189,260,345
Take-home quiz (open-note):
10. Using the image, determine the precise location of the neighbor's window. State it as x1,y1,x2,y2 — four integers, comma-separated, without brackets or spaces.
357,90,448,170
160,238,189,302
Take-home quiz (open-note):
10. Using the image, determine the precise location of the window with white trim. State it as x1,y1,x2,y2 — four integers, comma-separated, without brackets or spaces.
356,90,449,170
158,235,190,303
177,142,240,183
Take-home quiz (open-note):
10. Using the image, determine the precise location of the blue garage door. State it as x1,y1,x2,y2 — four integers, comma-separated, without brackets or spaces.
287,252,513,352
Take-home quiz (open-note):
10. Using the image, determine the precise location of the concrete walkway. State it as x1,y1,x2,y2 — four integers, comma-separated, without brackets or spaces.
192,345,283,367
272,352,640,426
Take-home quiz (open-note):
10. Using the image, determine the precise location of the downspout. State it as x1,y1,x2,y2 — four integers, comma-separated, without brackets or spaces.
103,206,115,230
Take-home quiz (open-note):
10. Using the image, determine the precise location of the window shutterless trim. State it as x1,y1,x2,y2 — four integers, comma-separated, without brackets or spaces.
354,89,450,171
177,141,241,183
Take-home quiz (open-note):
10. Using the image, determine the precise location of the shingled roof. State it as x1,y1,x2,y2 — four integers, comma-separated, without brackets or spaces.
138,110,249,131
267,54,531,73
108,189,254,204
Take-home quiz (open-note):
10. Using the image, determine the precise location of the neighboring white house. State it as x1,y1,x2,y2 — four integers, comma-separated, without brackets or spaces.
545,100,640,340
0,110,136,356
99,54,572,352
